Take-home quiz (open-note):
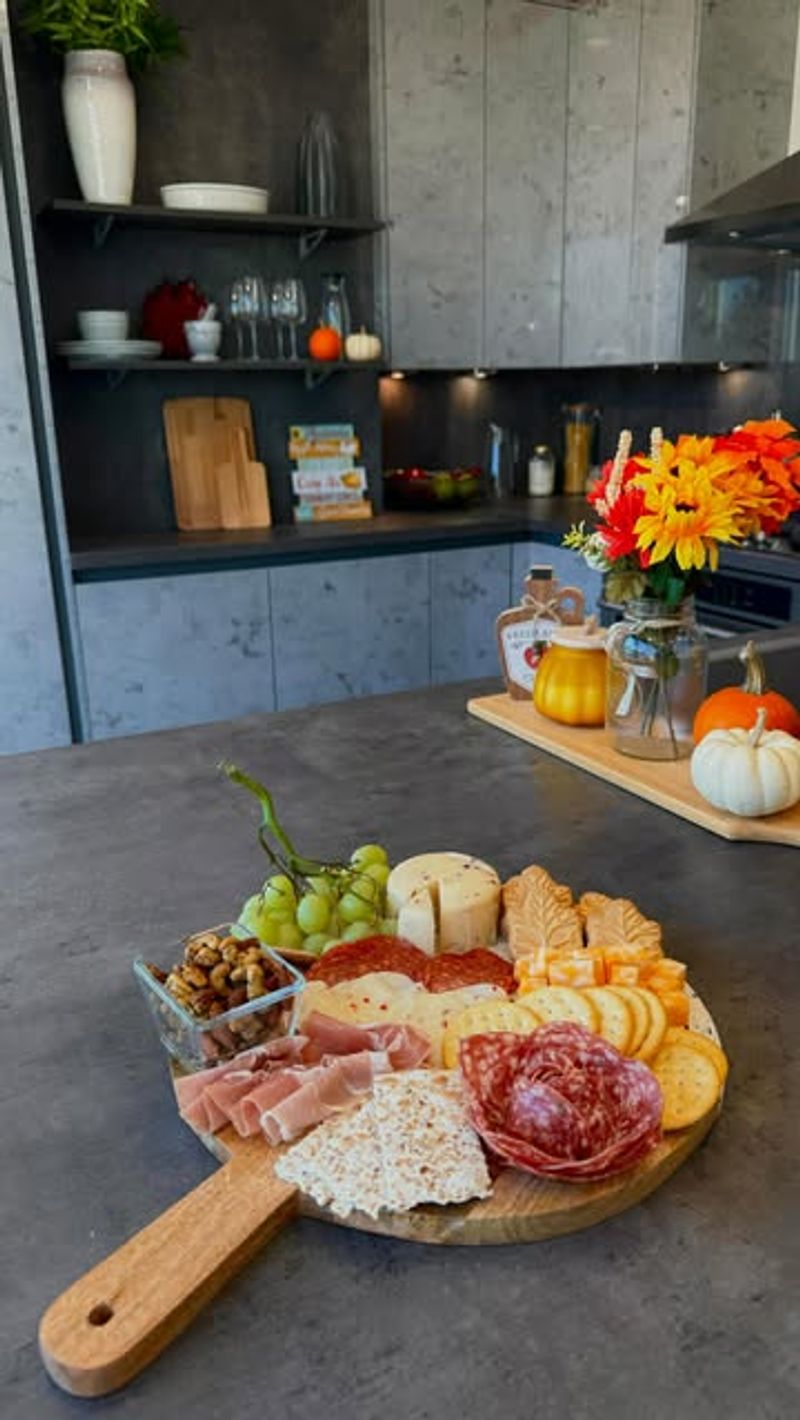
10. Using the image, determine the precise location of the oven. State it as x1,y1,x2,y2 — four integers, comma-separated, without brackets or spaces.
693,559,800,637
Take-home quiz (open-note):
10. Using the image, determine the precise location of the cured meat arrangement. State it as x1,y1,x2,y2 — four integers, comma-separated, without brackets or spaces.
174,1012,429,1144
459,1023,664,1181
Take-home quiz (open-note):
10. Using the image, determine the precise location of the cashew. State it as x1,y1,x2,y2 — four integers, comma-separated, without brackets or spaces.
209,961,231,993
246,963,266,1000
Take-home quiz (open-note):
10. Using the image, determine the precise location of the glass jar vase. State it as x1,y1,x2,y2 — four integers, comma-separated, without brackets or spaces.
605,598,708,760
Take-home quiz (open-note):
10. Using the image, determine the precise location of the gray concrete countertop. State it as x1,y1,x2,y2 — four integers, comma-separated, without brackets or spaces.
69,497,587,579
1,682,797,1419
70,498,800,586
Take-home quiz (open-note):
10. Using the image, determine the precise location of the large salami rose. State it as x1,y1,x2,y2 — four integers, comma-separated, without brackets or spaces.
460,1022,663,1181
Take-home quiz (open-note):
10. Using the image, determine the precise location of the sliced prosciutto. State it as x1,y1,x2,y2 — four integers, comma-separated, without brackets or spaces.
459,1022,663,1182
173,1012,430,1145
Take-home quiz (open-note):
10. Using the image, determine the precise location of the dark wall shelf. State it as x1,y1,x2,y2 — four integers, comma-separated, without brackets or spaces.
63,357,383,391
64,358,382,371
42,199,385,254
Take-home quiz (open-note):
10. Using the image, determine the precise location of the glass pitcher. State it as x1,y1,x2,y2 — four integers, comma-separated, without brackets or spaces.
605,598,708,760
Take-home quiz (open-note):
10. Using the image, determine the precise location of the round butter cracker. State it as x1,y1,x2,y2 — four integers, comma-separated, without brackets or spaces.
633,988,668,1062
442,999,540,1070
518,985,599,1033
584,986,634,1054
663,1026,729,1084
651,1042,721,1130
606,985,650,1054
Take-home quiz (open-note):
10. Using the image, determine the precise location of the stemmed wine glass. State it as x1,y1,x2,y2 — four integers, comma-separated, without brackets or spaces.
228,276,269,359
282,277,307,362
269,277,307,361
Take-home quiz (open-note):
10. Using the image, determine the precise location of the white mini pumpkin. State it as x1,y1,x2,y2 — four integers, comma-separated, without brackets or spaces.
344,327,382,362
690,707,800,818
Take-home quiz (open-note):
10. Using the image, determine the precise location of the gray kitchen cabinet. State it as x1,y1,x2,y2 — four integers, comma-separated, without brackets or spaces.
381,0,485,368
376,0,706,371
431,544,512,684
561,0,642,367
628,0,697,364
76,571,275,739
269,553,432,709
0,149,71,754
484,0,568,368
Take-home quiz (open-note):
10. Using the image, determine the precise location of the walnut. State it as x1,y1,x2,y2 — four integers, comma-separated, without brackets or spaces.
181,962,209,990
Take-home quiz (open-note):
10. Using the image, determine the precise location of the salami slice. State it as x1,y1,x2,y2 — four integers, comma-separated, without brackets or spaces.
425,949,514,995
459,1023,662,1181
306,937,430,987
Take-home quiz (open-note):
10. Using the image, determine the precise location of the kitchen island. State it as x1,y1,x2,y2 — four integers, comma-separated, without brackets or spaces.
2,682,797,1420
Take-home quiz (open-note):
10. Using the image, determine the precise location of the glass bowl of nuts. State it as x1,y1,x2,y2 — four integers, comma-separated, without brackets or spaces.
133,924,305,1072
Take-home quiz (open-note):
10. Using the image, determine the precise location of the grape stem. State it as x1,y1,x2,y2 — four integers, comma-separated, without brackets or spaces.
220,761,353,889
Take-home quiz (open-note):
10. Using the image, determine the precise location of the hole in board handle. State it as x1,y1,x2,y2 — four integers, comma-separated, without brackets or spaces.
88,1303,114,1326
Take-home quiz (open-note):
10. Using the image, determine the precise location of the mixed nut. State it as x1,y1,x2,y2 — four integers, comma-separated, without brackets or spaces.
144,928,295,1062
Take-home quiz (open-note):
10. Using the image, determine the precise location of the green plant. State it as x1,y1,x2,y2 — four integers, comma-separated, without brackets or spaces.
21,0,184,71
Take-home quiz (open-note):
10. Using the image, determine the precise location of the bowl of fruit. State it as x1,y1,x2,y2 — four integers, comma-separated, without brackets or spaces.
383,467,486,511
225,765,396,966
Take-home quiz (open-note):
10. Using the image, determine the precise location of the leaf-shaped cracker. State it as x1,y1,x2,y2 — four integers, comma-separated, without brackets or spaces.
503,865,583,960
579,891,662,959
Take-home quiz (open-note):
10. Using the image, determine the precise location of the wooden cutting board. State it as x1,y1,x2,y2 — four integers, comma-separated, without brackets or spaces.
163,398,270,531
468,693,800,848
38,998,722,1397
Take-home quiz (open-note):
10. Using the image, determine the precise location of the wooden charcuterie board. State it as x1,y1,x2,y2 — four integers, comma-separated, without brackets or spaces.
38,994,722,1398
468,693,800,848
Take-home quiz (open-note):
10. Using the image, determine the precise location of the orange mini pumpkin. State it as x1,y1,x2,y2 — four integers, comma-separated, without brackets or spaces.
693,640,800,743
308,325,343,361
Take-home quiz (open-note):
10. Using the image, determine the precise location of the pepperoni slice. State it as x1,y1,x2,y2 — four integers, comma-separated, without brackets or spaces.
424,949,514,995
306,937,430,986
459,1023,662,1181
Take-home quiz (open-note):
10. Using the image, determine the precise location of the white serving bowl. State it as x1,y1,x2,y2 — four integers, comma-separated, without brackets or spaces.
160,183,270,215
77,309,129,341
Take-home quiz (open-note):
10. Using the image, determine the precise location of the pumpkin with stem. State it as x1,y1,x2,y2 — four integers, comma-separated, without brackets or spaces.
690,708,800,818
693,640,800,744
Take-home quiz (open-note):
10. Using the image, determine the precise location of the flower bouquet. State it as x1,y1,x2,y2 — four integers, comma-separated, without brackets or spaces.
565,419,800,759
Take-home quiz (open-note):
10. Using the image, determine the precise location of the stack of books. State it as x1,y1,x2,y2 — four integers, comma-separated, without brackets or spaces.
289,423,373,522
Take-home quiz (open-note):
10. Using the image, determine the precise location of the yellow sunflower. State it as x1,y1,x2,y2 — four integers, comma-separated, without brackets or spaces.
634,464,741,571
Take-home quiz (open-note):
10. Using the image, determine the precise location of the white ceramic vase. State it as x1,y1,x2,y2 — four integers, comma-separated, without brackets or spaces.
62,49,136,204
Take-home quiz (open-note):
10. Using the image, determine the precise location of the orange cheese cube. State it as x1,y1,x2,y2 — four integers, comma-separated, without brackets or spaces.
661,990,690,1028
602,941,663,967
548,953,605,988
642,958,687,992
608,962,644,987
514,949,551,991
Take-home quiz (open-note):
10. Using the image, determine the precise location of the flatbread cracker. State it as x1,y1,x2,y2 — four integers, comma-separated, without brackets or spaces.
372,1071,491,1211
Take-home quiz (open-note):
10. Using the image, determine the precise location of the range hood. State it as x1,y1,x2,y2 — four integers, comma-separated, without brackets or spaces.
665,150,800,252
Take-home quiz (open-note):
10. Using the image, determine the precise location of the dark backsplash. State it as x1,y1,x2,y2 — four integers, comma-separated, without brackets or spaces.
380,365,796,487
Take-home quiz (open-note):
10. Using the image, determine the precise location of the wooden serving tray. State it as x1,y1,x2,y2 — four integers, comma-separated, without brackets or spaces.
468,693,800,848
38,992,722,1398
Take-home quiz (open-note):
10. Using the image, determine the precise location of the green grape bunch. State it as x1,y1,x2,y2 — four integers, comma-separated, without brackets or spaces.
224,763,395,959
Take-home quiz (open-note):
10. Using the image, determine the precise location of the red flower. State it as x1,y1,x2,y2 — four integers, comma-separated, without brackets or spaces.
599,483,651,564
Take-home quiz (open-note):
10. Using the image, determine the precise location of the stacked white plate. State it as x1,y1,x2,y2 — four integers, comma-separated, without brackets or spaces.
59,340,162,361
160,183,270,214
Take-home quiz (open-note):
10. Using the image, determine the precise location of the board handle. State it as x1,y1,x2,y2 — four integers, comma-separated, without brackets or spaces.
38,1140,298,1397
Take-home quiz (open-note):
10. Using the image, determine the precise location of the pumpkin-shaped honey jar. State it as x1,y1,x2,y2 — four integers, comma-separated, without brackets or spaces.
533,619,607,727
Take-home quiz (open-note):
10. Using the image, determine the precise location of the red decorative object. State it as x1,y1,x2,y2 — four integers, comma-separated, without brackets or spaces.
141,279,207,358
